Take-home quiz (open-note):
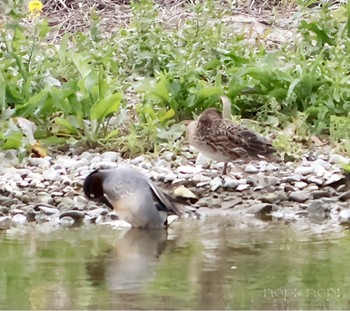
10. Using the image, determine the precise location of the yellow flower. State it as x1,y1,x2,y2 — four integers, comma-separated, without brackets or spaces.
28,0,43,16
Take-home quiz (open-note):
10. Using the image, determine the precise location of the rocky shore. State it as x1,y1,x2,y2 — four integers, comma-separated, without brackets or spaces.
1,145,350,232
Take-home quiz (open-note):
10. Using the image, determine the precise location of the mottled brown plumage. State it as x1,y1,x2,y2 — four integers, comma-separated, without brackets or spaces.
188,98,278,175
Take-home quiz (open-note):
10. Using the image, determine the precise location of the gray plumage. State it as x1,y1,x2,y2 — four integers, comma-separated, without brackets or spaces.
83,167,185,228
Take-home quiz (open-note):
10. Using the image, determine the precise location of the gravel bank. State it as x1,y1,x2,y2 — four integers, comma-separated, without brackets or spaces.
0,146,350,232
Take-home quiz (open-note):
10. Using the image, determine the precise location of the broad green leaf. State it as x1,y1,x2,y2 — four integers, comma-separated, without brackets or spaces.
287,78,301,99
54,117,79,135
159,108,175,122
70,52,91,78
104,129,119,140
90,93,122,121
3,131,23,149
197,86,223,99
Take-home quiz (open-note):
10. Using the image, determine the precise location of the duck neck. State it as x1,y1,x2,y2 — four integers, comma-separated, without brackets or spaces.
221,96,232,120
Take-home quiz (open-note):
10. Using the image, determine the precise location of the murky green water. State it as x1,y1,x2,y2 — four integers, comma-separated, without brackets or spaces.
1,217,350,310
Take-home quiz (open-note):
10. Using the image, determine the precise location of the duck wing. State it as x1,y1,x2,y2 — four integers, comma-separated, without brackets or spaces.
148,181,186,217
223,120,276,157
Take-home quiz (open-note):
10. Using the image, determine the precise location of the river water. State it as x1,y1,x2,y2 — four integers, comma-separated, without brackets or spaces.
0,216,349,310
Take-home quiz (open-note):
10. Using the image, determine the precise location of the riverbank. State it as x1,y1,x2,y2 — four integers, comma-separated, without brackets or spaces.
1,144,350,233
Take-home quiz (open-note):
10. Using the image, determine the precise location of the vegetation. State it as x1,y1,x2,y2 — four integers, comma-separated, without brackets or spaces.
0,0,350,157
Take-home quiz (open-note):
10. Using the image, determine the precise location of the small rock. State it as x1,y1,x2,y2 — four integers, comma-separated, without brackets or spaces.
21,195,30,204
210,177,222,191
237,184,250,191
0,216,11,230
289,191,311,203
1,199,18,207
192,174,212,183
338,191,350,202
306,200,330,219
33,205,60,215
312,190,331,199
245,203,273,216
42,170,63,182
12,214,27,225
164,172,177,182
172,185,198,203
339,209,350,225
294,181,308,189
260,192,287,204
177,165,202,174
59,210,85,223
221,197,243,209
223,177,238,188
129,155,146,165
59,216,75,227
27,157,51,168
329,154,350,165
324,174,345,187
294,166,313,175
102,151,120,162
245,164,258,173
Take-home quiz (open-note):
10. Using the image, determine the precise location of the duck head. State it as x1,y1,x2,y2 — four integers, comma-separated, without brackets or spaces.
198,108,222,125
83,170,114,209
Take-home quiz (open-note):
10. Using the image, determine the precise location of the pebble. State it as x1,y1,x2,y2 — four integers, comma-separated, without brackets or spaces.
42,170,63,182
59,210,85,222
294,166,313,176
289,191,311,203
12,214,27,225
236,184,250,191
245,164,258,173
59,216,76,227
338,191,350,202
223,177,239,188
27,157,51,168
245,203,273,216
0,216,11,230
294,181,308,189
34,205,60,215
329,154,350,165
210,177,222,191
339,209,350,225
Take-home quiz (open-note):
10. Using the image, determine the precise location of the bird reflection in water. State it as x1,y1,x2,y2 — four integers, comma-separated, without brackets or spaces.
86,229,169,292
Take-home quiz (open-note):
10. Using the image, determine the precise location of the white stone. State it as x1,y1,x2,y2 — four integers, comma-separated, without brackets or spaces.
223,177,239,188
192,174,212,182
245,164,258,173
294,181,308,189
42,170,63,182
164,172,177,182
294,166,313,175
236,184,250,191
210,177,222,191
177,165,202,174
102,151,120,162
27,157,51,168
329,154,350,165
12,214,27,225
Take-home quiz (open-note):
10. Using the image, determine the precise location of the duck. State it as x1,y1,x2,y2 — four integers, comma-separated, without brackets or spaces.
83,167,186,229
187,95,278,175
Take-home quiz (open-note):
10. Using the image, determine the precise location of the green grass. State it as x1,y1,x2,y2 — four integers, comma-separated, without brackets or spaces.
1,0,350,157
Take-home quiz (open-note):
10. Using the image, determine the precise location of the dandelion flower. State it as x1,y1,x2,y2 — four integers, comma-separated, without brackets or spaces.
28,0,43,16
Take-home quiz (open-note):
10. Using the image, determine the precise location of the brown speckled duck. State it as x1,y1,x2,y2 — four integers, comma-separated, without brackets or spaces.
187,96,278,175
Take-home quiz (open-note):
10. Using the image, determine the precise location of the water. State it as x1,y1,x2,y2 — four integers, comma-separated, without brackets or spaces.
1,218,350,310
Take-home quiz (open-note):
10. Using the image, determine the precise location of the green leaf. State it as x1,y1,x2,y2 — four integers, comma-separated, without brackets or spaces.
54,117,79,135
90,93,122,121
3,131,23,149
159,108,175,122
197,86,223,99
